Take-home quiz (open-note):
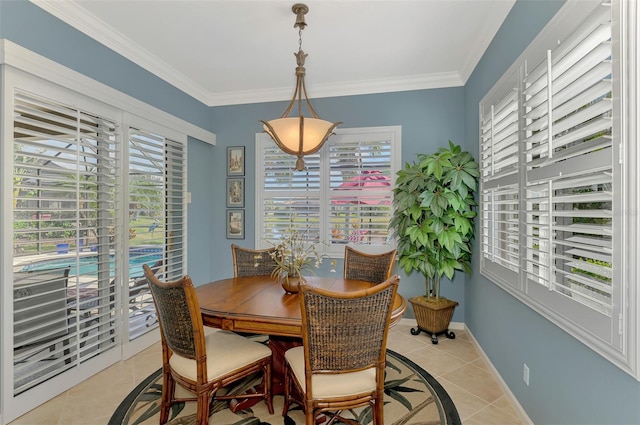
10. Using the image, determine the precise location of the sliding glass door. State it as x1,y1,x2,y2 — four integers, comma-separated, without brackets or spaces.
2,73,187,421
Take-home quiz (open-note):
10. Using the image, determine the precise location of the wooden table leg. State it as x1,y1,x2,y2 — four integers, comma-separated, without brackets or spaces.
267,335,303,395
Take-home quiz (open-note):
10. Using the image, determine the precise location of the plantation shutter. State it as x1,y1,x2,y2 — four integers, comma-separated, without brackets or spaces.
327,132,394,249
522,3,614,336
257,135,321,245
256,127,399,254
481,2,617,345
127,127,185,340
12,91,118,394
480,77,521,280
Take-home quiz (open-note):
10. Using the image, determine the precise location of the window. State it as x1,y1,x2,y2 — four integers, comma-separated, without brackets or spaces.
126,125,186,340
480,0,638,377
255,126,401,255
12,90,119,394
9,92,188,397
2,49,197,420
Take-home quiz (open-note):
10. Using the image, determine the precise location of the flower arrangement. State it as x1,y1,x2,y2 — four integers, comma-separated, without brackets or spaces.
269,227,325,283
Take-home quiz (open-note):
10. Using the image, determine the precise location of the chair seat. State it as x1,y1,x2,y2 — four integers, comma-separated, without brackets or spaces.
285,346,376,398
170,330,272,382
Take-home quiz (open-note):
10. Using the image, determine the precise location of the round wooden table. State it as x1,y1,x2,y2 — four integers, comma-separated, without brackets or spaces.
196,275,407,337
196,275,406,405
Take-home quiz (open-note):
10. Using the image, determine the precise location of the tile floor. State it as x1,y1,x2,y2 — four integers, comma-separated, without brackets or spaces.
9,322,526,424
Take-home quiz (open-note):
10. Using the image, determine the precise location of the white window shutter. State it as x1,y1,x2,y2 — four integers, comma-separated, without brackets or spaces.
328,132,394,249
127,127,186,341
256,127,400,256
13,91,119,394
480,74,521,283
479,0,632,368
258,142,321,244
522,3,613,323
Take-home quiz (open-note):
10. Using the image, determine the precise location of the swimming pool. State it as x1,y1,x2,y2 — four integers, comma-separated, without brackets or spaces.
20,250,162,277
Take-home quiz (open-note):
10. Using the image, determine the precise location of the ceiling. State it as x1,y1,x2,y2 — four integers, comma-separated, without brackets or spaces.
33,0,516,107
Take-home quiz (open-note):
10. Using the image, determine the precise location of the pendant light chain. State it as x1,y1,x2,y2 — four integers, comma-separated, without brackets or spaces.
298,28,303,52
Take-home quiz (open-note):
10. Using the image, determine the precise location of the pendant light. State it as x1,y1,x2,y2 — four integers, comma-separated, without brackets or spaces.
260,3,341,171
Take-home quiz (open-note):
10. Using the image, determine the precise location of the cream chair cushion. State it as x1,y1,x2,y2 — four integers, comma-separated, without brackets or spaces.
285,346,376,398
170,330,272,382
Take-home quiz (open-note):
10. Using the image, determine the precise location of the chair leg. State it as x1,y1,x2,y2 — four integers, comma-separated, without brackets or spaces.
263,362,274,414
374,394,384,425
196,390,211,425
304,402,315,425
282,365,291,416
160,370,175,424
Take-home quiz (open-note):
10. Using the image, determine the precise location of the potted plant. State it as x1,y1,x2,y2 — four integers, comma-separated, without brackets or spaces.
390,141,479,343
269,227,326,293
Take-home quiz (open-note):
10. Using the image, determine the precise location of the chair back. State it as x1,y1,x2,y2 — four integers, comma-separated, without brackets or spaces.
143,264,203,360
343,246,396,284
14,267,70,348
130,259,164,299
299,275,399,373
231,244,279,277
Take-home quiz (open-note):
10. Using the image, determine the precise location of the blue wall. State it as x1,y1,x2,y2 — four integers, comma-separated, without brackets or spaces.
463,1,640,424
4,0,640,423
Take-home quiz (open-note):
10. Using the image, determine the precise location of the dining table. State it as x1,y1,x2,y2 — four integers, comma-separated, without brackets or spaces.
196,274,406,336
195,274,406,408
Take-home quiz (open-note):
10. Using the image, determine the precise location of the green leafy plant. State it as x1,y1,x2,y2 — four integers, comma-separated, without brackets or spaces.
390,141,479,299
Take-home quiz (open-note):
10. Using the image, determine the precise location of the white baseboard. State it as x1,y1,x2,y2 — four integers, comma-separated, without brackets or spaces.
396,318,532,425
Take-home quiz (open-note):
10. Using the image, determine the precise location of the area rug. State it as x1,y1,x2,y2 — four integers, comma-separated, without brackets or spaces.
109,349,460,425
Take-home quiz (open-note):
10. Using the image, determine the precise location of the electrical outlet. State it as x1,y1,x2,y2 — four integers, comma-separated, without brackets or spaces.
523,364,530,386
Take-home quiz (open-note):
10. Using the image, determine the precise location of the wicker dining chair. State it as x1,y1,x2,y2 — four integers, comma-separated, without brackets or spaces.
282,275,400,425
142,264,274,425
343,246,396,284
231,244,279,277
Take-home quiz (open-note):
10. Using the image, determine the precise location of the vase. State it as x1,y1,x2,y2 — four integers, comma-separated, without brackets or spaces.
279,274,305,293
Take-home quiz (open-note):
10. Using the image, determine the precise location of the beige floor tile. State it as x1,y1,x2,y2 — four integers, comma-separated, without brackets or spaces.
405,346,468,377
464,403,524,425
469,357,491,371
492,396,523,421
428,336,481,362
437,377,491,421
388,334,433,355
8,395,64,425
441,362,505,403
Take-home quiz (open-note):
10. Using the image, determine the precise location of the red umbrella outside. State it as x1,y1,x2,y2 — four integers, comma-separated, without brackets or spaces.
331,170,391,205
331,170,391,242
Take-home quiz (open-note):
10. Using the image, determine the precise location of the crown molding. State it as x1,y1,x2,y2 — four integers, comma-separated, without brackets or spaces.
207,72,464,107
30,0,464,108
1,39,216,145
30,0,212,105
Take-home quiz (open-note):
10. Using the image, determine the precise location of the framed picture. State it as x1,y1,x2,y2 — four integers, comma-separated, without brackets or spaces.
226,210,245,239
227,146,245,176
226,178,245,208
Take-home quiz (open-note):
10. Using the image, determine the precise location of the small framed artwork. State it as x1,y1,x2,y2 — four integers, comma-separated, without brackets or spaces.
226,178,245,208
227,146,245,176
226,210,245,239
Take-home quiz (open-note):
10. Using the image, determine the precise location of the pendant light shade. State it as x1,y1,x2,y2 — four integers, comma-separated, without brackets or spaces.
260,3,341,171
262,117,340,170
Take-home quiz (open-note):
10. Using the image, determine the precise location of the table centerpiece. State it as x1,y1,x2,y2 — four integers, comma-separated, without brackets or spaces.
269,227,327,293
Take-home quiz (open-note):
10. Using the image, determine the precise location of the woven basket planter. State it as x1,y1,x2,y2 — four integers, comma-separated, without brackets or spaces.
409,296,458,343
